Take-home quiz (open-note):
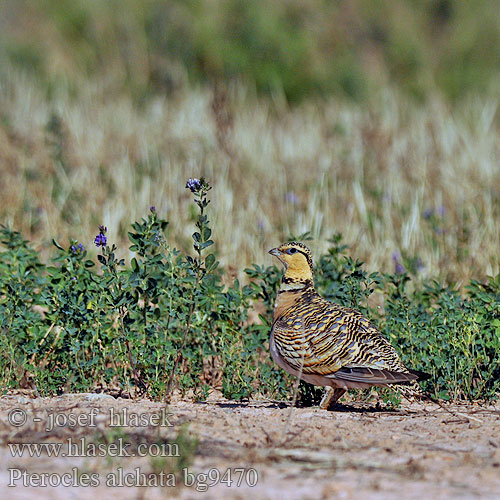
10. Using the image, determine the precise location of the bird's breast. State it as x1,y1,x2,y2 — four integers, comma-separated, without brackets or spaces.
272,290,302,322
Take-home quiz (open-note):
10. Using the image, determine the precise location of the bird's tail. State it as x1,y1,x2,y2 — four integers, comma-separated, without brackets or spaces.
398,380,429,402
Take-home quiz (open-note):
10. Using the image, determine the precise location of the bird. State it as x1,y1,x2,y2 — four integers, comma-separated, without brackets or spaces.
268,241,430,410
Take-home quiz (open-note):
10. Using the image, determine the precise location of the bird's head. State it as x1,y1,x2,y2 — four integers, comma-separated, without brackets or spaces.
268,242,313,282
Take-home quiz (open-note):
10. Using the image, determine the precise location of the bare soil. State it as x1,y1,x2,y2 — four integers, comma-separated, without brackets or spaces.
1,392,499,499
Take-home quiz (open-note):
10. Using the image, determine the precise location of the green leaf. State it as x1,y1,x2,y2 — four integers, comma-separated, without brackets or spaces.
205,253,216,270
131,258,139,272
52,239,65,250
201,240,214,249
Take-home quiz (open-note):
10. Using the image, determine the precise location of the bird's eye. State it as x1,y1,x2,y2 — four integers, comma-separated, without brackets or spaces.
287,248,298,254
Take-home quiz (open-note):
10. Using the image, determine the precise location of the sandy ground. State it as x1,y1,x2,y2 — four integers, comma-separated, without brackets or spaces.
0,392,499,500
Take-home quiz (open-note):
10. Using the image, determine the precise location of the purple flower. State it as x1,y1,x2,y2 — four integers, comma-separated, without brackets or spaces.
424,206,446,219
392,251,405,274
94,234,107,247
416,258,424,273
71,243,85,254
185,178,202,193
423,208,433,219
285,191,299,205
150,205,156,213
94,225,107,247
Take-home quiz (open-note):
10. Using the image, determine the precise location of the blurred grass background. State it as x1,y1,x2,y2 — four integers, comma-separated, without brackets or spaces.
1,0,499,282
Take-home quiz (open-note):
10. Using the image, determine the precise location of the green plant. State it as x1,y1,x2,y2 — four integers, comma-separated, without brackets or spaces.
0,183,498,403
0,180,277,400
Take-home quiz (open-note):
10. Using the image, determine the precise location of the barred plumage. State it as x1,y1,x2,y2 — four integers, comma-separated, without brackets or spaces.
268,242,430,409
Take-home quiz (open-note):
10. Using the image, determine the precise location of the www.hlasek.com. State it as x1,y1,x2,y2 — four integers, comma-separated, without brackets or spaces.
8,438,180,458
8,467,259,490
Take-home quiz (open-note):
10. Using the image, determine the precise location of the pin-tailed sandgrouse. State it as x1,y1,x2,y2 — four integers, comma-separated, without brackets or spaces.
268,242,429,409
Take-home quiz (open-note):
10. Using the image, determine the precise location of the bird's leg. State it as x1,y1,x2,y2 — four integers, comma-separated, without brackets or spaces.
319,387,346,410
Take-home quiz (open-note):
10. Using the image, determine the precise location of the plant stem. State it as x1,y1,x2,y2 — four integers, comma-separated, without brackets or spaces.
164,273,200,401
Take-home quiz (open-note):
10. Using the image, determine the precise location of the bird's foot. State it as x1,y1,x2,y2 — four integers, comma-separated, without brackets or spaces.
319,387,346,410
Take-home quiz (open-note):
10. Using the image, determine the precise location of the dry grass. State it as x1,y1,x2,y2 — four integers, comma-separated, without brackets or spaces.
0,68,499,283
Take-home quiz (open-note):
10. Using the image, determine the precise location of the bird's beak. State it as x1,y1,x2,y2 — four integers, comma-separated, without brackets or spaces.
268,248,281,257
